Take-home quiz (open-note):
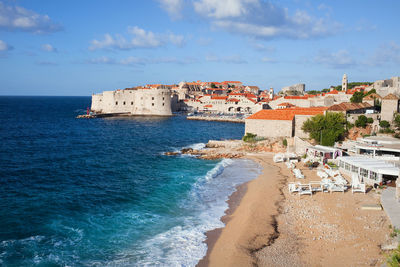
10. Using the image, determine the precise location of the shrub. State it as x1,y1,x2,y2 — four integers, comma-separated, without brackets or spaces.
380,120,391,128
242,133,257,142
379,128,395,134
283,139,287,147
395,114,400,130
350,91,364,103
302,112,346,146
367,117,374,124
355,115,368,128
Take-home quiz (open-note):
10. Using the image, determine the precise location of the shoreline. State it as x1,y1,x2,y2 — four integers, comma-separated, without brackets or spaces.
197,152,392,266
197,181,250,267
197,153,288,266
187,116,245,123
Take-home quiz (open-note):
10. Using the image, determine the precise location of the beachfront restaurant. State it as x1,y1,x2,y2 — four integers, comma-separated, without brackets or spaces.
306,145,343,162
337,156,399,186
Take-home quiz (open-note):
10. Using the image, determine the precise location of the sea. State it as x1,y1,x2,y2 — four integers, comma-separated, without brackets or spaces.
0,96,262,266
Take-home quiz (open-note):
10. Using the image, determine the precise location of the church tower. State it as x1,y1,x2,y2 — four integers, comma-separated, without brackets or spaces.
269,87,274,99
342,74,348,91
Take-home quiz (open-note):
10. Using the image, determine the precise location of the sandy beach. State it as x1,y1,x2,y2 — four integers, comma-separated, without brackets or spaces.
198,153,392,267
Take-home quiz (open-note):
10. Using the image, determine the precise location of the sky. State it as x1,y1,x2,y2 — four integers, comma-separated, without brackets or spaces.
0,0,399,96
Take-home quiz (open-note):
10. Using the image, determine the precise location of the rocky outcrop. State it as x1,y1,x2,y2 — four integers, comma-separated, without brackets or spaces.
347,125,372,140
164,138,289,160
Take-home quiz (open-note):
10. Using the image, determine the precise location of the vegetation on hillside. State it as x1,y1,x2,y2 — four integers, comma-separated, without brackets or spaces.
350,91,364,103
302,112,346,146
242,133,257,143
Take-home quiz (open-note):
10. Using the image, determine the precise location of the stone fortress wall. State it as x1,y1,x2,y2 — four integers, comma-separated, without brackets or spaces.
91,88,172,116
370,77,400,98
281,83,305,95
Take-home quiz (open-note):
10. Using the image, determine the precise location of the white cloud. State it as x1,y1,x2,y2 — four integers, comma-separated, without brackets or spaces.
158,0,184,19
206,54,247,64
0,39,12,51
367,42,400,66
0,2,61,33
261,57,276,63
85,56,197,65
194,0,257,19
314,49,356,68
197,37,212,46
169,33,185,47
193,0,340,40
251,42,275,52
90,26,184,50
41,43,56,52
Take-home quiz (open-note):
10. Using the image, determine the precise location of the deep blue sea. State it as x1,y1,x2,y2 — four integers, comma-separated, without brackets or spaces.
0,96,261,266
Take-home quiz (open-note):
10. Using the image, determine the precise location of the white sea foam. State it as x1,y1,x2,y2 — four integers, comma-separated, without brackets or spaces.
124,158,262,267
185,143,206,150
204,158,234,181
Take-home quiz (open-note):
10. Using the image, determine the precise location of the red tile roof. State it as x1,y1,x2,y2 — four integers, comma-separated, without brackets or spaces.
327,102,372,111
383,93,399,100
247,107,327,121
211,96,228,100
227,98,240,102
204,104,213,108
284,96,309,100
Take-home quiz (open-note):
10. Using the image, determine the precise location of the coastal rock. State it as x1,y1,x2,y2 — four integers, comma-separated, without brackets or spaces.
181,148,194,154
164,151,179,156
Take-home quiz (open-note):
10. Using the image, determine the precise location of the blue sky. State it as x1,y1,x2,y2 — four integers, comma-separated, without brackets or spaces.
0,0,399,96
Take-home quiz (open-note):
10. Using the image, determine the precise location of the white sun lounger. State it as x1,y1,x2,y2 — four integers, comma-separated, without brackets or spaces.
309,181,323,192
293,168,304,179
351,173,366,194
317,170,329,179
273,153,285,163
320,178,333,193
299,184,312,196
328,183,346,193
288,182,300,194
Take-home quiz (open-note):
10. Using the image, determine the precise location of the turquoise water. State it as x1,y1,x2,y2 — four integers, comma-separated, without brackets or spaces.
0,96,261,266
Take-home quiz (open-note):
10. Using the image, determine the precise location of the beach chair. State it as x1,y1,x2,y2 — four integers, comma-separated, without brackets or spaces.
288,182,300,194
328,183,346,193
317,170,329,179
293,168,304,179
320,178,333,193
273,153,285,163
351,173,366,194
310,181,323,192
299,184,312,197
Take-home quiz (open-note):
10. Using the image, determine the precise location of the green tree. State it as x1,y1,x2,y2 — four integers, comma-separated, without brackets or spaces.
243,133,257,143
380,120,390,128
350,91,364,103
307,90,321,95
367,117,374,124
394,115,400,130
210,83,216,88
355,115,368,128
302,112,346,146
364,89,376,96
321,88,330,93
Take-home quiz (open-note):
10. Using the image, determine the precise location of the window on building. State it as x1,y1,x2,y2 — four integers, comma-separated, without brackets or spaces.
152,103,154,106
163,103,165,106
152,97,154,100
115,101,118,105
360,168,368,178
370,171,378,180
351,165,358,173
123,101,126,105
163,97,165,100
131,102,133,105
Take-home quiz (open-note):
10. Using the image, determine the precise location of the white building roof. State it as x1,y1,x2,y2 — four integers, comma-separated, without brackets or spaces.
337,156,399,176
